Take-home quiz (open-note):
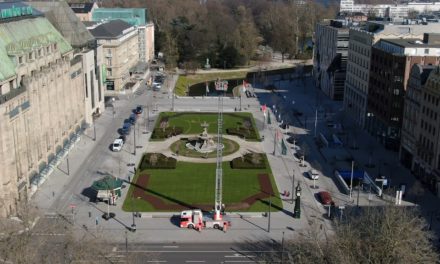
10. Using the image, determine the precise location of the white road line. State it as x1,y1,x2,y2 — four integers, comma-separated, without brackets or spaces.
116,250,274,253
225,261,257,263
163,245,179,248
112,247,117,252
225,254,255,258
33,233,65,236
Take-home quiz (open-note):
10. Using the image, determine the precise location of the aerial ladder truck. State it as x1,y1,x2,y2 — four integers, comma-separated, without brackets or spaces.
179,80,231,231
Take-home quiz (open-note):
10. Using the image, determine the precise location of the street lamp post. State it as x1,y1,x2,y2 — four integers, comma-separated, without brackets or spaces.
281,231,285,263
239,91,242,111
349,160,354,201
171,88,175,111
293,183,302,218
133,123,136,156
131,212,137,232
268,194,272,233
291,169,295,204
66,154,70,175
93,121,96,141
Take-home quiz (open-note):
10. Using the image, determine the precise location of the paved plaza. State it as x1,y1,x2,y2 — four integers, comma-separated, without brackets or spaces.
31,69,440,246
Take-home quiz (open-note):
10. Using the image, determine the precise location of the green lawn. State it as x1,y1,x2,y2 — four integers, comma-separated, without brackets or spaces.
175,71,248,96
123,158,282,212
153,112,260,141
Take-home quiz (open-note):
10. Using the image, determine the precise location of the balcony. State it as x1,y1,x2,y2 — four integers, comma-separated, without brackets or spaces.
0,85,26,105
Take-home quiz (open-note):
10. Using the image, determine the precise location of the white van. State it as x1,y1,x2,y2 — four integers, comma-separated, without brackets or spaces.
112,138,124,152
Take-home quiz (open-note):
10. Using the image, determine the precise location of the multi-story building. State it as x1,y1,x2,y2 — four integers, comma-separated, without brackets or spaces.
340,0,440,18
344,21,440,128
68,2,98,21
0,2,85,217
91,8,155,63
28,1,106,124
313,20,349,101
366,34,440,151
401,65,440,195
88,20,139,93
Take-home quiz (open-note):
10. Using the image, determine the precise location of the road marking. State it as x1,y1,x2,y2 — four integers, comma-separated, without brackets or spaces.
112,247,117,252
185,261,205,263
163,245,179,248
116,250,275,253
225,255,255,258
32,233,65,236
225,261,258,263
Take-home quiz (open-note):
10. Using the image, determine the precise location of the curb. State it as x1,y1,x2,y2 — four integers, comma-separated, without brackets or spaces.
139,212,265,219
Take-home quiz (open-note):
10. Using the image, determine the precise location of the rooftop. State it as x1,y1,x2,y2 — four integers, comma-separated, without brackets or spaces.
89,19,134,39
382,37,440,48
0,3,72,81
68,2,96,14
26,1,95,48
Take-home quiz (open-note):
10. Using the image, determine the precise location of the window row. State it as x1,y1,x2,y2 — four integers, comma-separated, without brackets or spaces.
16,43,58,65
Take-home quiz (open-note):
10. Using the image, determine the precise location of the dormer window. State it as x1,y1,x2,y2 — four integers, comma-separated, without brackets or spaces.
38,49,42,57
46,46,50,53
28,52,34,60
18,56,23,64
53,43,58,51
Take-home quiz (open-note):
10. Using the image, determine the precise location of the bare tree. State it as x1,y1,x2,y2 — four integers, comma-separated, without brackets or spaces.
279,206,439,264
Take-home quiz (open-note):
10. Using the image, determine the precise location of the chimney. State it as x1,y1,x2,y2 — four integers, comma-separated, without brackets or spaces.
423,33,440,44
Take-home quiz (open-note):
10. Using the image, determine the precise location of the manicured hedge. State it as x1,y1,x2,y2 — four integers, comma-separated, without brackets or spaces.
151,127,183,139
231,153,266,169
139,153,177,170
227,127,257,140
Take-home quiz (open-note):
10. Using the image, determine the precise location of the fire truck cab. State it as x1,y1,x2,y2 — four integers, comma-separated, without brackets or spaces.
180,210,231,231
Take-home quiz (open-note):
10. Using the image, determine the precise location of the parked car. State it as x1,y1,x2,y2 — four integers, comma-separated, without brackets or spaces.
287,136,296,144
308,169,320,180
280,123,289,130
318,191,332,205
129,114,137,125
118,135,126,144
122,123,131,135
112,138,124,152
135,105,143,115
153,83,162,91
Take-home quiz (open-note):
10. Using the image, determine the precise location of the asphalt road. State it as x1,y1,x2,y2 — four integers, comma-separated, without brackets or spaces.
107,242,285,264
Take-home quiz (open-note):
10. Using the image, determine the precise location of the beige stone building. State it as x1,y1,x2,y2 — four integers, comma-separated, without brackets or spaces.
401,66,440,195
143,23,155,62
28,1,106,124
89,20,139,93
0,3,85,217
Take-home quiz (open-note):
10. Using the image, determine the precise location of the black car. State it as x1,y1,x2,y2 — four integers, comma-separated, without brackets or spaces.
280,123,289,130
287,136,297,144
129,114,137,125
118,135,127,144
135,105,143,115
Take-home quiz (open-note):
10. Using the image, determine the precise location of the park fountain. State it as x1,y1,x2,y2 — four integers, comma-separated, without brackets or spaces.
185,122,224,153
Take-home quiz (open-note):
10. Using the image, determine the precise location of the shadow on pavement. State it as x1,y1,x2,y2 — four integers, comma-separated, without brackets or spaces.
258,198,294,218
81,187,97,203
